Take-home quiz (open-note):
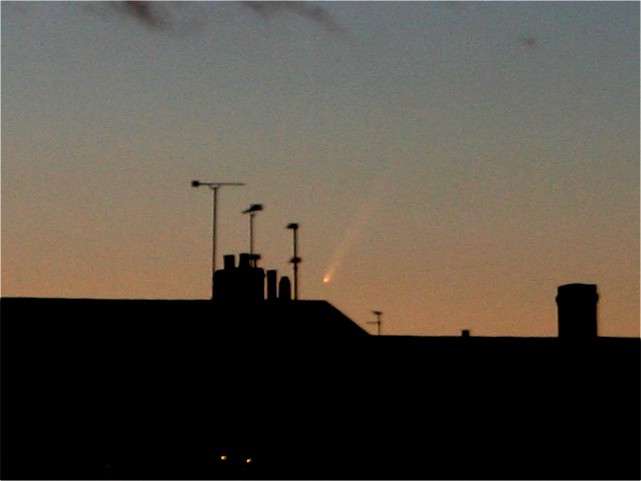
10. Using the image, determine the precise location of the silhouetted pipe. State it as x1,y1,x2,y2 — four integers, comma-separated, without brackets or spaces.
267,270,278,301
556,283,599,339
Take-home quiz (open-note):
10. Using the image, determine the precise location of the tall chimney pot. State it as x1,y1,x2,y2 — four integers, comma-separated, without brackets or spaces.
267,270,278,301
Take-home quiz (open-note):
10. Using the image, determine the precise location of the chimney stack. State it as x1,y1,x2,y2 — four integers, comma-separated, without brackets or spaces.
556,283,599,339
213,253,265,302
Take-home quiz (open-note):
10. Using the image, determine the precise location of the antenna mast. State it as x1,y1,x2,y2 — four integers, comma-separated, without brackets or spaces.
367,310,383,336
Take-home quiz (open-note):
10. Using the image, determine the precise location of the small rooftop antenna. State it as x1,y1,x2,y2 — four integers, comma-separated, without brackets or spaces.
242,203,263,267
367,310,383,336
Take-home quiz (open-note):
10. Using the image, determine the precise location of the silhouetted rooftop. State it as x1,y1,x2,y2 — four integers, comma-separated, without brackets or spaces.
2,296,639,480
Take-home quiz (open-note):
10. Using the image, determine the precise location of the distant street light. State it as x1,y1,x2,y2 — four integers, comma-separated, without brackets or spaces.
367,310,383,336
242,204,263,267
287,223,301,300
191,180,245,299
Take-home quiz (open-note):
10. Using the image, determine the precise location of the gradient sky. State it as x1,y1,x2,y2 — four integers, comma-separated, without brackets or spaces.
2,1,639,337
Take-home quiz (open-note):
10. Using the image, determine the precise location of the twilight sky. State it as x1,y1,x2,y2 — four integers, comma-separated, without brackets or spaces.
2,1,639,337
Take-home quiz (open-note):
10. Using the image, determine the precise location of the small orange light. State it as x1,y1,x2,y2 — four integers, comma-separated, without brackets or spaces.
246,458,252,463
220,455,227,461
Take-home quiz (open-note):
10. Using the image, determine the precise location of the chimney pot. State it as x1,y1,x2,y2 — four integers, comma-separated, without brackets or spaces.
556,283,599,339
279,276,292,301
223,254,235,270
239,253,251,269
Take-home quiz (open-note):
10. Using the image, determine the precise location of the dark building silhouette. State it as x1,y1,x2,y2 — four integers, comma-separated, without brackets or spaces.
1,258,639,480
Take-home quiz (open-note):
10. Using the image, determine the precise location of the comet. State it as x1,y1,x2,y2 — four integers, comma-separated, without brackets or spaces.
323,262,342,284
322,176,384,285
321,141,402,286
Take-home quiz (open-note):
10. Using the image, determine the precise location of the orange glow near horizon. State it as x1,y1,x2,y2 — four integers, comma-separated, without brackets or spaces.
2,1,638,338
